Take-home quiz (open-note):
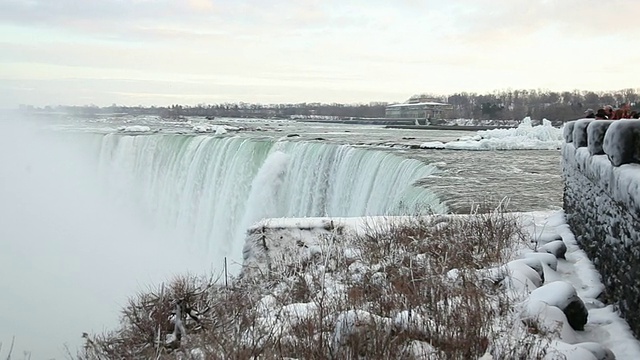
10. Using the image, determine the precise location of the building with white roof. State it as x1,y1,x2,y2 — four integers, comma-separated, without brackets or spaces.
385,95,452,120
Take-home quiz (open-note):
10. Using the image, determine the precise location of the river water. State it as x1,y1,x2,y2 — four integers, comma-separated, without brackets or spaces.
42,113,564,214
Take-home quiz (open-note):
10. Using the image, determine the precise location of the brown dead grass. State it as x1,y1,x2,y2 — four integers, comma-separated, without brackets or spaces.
77,209,549,360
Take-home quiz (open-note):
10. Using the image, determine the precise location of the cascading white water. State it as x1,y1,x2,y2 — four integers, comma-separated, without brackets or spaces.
96,134,446,273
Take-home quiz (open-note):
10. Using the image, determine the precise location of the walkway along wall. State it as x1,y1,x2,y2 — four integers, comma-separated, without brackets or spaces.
562,118,640,337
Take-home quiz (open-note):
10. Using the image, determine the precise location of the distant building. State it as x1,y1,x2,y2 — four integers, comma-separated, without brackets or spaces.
385,95,452,120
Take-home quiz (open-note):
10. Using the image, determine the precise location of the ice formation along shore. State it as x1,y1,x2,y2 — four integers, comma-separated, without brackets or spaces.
420,117,564,150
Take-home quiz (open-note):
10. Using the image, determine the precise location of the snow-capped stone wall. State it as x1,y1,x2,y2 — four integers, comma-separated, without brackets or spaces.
562,118,640,338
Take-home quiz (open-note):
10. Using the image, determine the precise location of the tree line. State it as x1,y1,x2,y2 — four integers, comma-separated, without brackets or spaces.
21,88,640,122
444,88,639,121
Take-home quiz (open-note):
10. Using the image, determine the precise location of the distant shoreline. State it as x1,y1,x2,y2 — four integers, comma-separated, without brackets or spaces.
385,124,515,131
297,118,517,131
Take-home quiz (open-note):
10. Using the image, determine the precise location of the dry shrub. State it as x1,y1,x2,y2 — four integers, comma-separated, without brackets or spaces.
78,208,549,360
80,274,221,359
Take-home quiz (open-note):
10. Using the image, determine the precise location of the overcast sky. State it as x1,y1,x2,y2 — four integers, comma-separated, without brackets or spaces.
1,0,639,107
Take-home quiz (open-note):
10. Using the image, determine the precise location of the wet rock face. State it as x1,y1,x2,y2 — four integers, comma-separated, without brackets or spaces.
562,143,640,338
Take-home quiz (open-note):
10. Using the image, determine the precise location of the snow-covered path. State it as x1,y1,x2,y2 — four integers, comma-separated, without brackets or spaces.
520,211,640,359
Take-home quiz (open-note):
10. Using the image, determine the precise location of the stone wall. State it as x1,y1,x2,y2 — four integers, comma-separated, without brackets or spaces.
562,119,640,337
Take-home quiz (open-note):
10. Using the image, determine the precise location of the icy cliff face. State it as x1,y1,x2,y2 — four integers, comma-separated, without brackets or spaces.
562,119,640,337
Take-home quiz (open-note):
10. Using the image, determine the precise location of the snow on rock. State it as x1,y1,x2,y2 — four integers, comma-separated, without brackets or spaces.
564,121,576,143
510,257,545,281
281,302,318,326
478,258,543,294
525,281,588,331
549,341,601,360
563,142,640,215
587,120,614,155
576,342,616,360
457,134,482,141
333,310,392,349
256,294,278,318
190,348,205,360
343,247,361,263
502,260,543,293
522,298,580,343
524,252,558,271
214,126,227,135
602,119,640,166
533,232,563,245
347,260,368,282
393,310,436,335
419,141,445,149
519,212,640,359
540,240,567,259
117,125,151,132
587,306,640,360
404,340,442,359
573,119,595,147
192,123,241,134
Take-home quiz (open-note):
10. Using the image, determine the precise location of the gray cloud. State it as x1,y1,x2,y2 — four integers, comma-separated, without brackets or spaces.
443,0,640,46
1,0,639,107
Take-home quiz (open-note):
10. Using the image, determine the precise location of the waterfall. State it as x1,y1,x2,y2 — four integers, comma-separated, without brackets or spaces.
0,125,445,355
96,134,446,272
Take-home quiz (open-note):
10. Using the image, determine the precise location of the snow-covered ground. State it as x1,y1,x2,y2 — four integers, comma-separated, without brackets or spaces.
521,212,640,359
241,211,640,359
420,117,563,150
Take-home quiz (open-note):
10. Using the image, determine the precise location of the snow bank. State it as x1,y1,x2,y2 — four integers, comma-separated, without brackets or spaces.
420,117,563,150
519,212,640,359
